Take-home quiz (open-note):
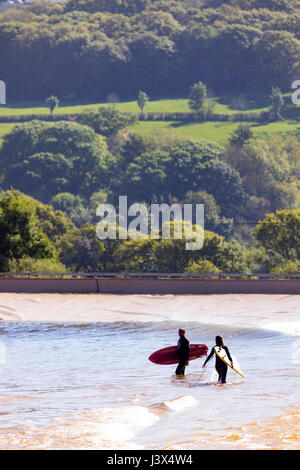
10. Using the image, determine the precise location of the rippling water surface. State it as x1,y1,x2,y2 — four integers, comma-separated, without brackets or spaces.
0,296,299,450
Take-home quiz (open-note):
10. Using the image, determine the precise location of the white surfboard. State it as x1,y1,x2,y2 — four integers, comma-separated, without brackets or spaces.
214,346,244,378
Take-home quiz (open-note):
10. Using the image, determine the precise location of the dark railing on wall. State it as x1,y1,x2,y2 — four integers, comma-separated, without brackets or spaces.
0,272,300,280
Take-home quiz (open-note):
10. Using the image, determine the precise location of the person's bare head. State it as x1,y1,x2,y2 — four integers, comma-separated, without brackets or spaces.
178,328,185,337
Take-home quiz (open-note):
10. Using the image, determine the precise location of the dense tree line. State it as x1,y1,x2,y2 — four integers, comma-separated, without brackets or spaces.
0,120,115,202
0,113,248,238
1,0,300,274
0,106,299,273
1,107,299,245
0,0,299,100
1,190,299,274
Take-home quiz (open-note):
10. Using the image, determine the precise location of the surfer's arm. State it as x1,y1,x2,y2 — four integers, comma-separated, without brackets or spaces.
203,347,214,367
224,346,233,365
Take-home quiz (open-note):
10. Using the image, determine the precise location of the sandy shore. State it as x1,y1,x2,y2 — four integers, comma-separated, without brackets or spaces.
0,293,299,332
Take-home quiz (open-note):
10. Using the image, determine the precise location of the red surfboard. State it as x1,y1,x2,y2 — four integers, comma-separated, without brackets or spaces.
148,344,208,365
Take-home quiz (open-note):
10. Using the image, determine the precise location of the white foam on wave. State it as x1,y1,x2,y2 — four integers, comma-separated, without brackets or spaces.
260,319,300,337
0,405,160,450
164,395,198,411
51,405,160,450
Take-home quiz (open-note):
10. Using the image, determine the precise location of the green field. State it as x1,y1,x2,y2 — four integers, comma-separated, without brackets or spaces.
0,96,299,147
131,120,300,145
0,99,188,116
251,120,300,139
0,96,270,116
0,118,299,148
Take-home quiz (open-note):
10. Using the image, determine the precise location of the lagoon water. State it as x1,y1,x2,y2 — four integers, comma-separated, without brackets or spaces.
0,293,299,449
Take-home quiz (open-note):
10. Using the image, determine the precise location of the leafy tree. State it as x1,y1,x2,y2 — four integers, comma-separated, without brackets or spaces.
270,87,284,121
226,135,300,214
201,160,248,218
88,190,108,211
77,106,137,136
165,141,246,217
1,0,299,100
111,238,154,272
184,259,220,273
8,256,67,273
0,121,114,202
120,133,157,170
64,0,149,15
198,231,253,273
0,190,75,254
271,259,300,274
109,226,252,273
184,190,233,237
152,238,193,272
123,139,247,218
85,190,110,224
0,191,59,271
188,81,207,112
245,195,272,221
229,123,253,146
165,140,223,198
127,32,177,94
20,152,73,202
50,193,84,217
125,150,170,203
134,10,184,38
150,229,252,273
34,201,76,249
59,223,106,271
211,0,293,11
255,210,300,262
254,31,300,90
137,90,149,115
46,95,59,116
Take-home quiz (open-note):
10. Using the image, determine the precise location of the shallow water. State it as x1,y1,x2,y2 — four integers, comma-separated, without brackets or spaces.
0,295,299,450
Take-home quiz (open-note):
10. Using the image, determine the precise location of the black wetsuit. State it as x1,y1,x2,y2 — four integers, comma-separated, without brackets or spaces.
175,336,190,376
203,345,233,383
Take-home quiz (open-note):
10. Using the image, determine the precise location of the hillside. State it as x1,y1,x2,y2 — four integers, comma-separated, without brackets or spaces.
0,0,300,101
0,0,300,274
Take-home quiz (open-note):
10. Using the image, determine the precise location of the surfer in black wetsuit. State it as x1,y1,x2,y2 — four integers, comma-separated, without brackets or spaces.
175,329,190,376
202,336,233,384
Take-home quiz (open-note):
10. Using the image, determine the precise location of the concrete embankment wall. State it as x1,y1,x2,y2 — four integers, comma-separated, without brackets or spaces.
0,278,300,294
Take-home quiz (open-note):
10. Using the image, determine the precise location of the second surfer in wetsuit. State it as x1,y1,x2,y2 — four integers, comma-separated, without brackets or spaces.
202,335,233,383
175,328,190,376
